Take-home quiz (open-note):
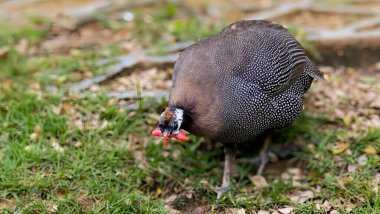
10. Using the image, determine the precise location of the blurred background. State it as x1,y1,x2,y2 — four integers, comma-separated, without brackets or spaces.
0,0,379,213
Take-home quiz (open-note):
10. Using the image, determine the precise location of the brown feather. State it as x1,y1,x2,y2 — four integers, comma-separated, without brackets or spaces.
163,107,174,123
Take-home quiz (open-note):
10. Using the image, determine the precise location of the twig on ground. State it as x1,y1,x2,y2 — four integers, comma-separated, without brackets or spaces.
244,0,380,45
107,91,169,102
69,51,142,93
69,41,192,93
244,0,312,20
308,30,380,43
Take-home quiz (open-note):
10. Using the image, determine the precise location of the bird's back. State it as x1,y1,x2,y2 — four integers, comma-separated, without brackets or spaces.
169,20,322,143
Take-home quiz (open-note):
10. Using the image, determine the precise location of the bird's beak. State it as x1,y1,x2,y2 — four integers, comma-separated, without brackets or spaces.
152,127,172,147
151,127,189,148
162,131,170,137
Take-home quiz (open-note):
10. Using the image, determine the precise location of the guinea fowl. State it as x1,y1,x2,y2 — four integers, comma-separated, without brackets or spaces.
152,20,323,199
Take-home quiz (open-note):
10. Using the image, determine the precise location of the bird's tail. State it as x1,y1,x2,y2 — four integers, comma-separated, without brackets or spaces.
305,57,324,80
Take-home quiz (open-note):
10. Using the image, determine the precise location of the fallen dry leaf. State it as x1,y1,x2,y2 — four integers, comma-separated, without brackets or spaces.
344,202,357,212
372,173,380,193
99,120,109,130
29,82,40,90
357,154,368,166
165,195,177,203
332,142,350,155
289,190,314,203
347,164,356,173
46,201,58,213
30,133,38,141
322,200,332,210
30,125,42,141
363,145,377,155
74,141,83,148
257,211,270,214
2,79,12,91
61,101,73,114
51,139,64,153
249,175,268,189
0,46,9,57
231,208,245,214
338,176,352,187
155,188,161,197
169,208,181,214
278,207,294,214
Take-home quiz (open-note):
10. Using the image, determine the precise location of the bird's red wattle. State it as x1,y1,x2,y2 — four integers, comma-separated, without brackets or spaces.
173,131,188,141
151,127,188,142
152,127,162,137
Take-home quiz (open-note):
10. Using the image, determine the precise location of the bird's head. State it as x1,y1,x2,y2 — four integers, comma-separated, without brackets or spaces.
152,107,188,146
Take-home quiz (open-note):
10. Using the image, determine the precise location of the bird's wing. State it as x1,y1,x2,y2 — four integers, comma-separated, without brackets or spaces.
221,20,308,97
262,37,306,96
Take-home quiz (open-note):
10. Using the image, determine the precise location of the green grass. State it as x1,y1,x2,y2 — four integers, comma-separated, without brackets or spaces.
1,10,380,213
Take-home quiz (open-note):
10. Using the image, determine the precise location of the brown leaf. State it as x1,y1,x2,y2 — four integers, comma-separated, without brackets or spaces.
230,208,245,214
165,195,177,203
322,200,332,210
15,39,29,54
51,139,64,153
29,82,40,90
0,46,9,57
61,101,73,114
249,175,268,189
74,141,83,148
2,79,12,91
30,125,42,140
47,201,58,213
338,176,352,187
363,145,377,155
344,202,357,212
289,190,314,203
278,207,294,214
347,164,356,173
332,142,350,155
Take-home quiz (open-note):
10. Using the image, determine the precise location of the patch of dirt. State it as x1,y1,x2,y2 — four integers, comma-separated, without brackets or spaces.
0,199,16,212
42,21,132,54
166,190,210,214
305,66,380,131
0,0,107,21
347,0,380,9
100,63,173,91
274,9,370,30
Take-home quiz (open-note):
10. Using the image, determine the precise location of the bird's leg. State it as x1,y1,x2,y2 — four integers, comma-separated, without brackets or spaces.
257,134,271,175
233,132,272,174
214,144,235,199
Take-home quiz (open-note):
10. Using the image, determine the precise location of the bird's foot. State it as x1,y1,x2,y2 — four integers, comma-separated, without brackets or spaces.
213,183,232,200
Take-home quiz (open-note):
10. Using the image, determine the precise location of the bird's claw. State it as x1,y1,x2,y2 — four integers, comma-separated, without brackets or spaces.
213,183,232,200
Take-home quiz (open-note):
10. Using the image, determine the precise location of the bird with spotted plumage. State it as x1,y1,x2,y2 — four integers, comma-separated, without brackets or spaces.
151,20,323,199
